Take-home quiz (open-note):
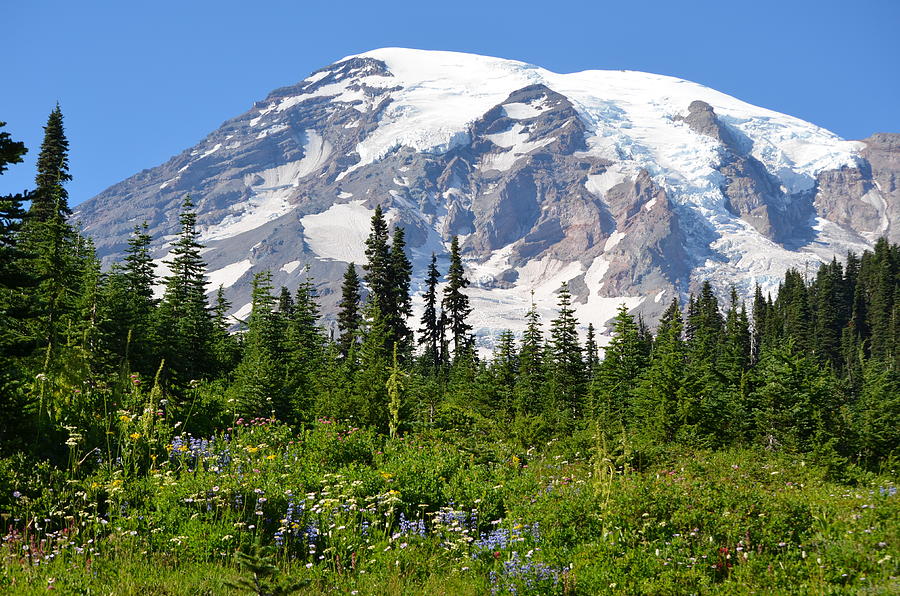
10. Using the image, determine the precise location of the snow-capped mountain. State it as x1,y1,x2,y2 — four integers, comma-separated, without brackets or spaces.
74,48,900,347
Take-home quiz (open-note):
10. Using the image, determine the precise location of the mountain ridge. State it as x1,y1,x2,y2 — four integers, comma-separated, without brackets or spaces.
73,48,899,348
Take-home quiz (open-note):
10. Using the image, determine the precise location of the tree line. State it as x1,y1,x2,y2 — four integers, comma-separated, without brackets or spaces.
0,109,896,469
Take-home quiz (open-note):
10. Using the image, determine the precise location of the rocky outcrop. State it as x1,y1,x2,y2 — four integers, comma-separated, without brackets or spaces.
811,134,899,244
680,100,815,246
861,134,900,243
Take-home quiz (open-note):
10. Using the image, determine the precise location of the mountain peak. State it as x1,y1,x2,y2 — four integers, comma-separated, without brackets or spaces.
74,50,898,349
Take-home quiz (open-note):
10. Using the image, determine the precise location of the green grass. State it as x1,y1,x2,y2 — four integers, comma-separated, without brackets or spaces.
1,420,897,594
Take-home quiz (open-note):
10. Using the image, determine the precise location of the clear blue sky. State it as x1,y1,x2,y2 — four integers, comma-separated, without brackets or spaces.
2,0,898,206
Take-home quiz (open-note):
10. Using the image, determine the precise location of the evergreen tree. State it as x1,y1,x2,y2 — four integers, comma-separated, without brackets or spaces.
363,205,391,309
362,206,412,354
776,269,813,352
687,281,725,362
594,305,648,428
337,262,361,357
354,296,392,430
812,258,848,369
721,288,751,384
853,358,900,464
123,223,156,302
488,329,518,418
632,297,685,442
0,121,30,318
750,337,839,452
438,306,450,368
0,121,29,288
24,191,83,353
865,238,897,363
751,285,769,363
418,253,441,369
515,295,544,416
286,273,325,421
154,196,213,388
119,222,157,373
386,225,413,354
30,105,72,222
231,272,287,418
277,286,295,319
210,286,240,374
442,236,472,357
584,323,599,379
0,122,30,448
681,282,731,443
547,282,585,420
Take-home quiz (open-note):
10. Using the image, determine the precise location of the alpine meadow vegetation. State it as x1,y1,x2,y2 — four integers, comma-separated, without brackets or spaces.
0,112,897,594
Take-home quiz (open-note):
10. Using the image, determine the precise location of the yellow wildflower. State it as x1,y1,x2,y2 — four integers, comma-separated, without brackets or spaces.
130,432,141,440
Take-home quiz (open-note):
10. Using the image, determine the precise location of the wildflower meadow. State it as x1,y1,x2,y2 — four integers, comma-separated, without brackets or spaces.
1,413,897,593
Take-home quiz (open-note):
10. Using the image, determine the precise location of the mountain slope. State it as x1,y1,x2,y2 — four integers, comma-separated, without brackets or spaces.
74,48,899,347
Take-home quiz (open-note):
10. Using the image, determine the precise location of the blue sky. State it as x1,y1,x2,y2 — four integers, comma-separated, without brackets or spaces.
2,0,898,206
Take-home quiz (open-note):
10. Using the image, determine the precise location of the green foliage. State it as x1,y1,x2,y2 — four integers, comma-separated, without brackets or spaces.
1,111,898,595
593,304,648,427
227,544,310,595
547,282,585,423
418,253,442,369
442,235,472,358
336,262,361,357
153,196,214,389
30,105,72,222
231,271,287,419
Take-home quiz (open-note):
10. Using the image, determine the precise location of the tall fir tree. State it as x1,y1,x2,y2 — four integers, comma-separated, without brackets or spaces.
363,205,391,308
210,286,240,374
285,272,325,421
547,282,585,421
751,285,770,364
337,262,362,358
865,238,897,363
30,105,72,222
815,259,849,368
632,297,686,442
515,295,544,416
442,236,472,358
277,286,295,319
721,288,751,384
123,223,156,304
154,196,213,388
354,296,392,431
418,253,441,369
584,323,599,379
0,122,31,448
18,108,85,358
231,272,287,418
25,189,82,353
119,222,157,373
386,225,413,355
488,329,518,418
593,304,648,428
775,269,813,352
0,121,29,289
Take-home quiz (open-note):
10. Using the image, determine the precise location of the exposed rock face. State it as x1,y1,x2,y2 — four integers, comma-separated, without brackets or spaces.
72,49,898,347
680,100,815,246
810,134,899,245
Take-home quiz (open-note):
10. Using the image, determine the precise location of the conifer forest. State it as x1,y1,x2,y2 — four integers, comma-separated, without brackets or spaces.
0,110,897,594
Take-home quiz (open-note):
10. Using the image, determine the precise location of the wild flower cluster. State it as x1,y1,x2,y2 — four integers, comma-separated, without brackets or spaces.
1,417,897,593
